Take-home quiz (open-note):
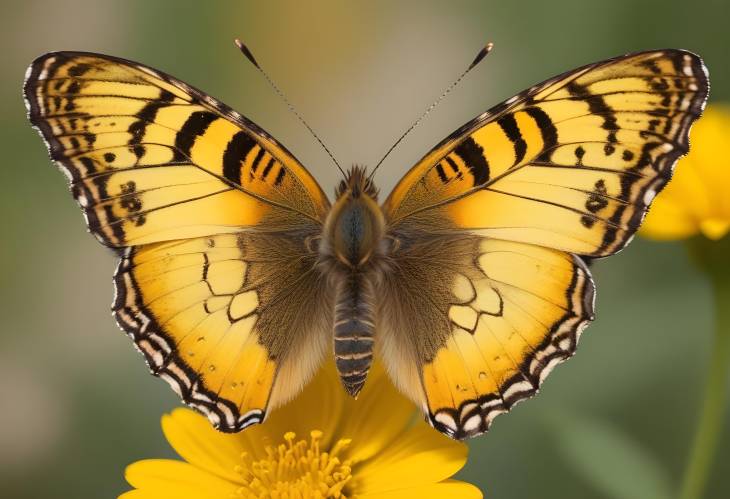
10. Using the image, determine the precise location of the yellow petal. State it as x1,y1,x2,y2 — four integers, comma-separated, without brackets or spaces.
688,107,730,202
660,159,713,217
353,424,469,493
356,480,483,499
261,361,346,450
700,218,730,240
334,364,416,462
122,459,237,499
640,197,700,241
162,406,331,478
160,409,249,483
641,105,730,242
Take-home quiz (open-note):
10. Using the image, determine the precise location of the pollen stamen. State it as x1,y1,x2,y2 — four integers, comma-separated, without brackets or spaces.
234,430,353,498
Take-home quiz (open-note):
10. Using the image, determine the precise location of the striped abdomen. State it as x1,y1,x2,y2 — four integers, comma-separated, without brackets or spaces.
333,272,376,397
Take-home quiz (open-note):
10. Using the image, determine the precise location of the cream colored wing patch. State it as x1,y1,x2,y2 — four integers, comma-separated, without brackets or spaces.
113,232,330,432
377,233,593,440
422,239,594,439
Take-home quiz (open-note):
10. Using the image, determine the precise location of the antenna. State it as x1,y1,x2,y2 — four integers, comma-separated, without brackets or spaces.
367,42,494,182
235,38,346,178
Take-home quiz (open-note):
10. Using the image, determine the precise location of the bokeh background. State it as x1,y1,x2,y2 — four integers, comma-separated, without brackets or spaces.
2,1,729,497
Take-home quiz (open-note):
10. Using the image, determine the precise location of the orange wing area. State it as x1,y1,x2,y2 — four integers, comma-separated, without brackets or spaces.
384,49,708,257
24,52,330,247
113,233,330,432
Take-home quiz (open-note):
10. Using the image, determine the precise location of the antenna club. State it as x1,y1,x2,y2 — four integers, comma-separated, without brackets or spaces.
469,41,494,71
234,38,261,69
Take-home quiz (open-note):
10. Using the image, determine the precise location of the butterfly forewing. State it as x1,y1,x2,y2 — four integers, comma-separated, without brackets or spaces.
385,50,708,257
24,52,329,247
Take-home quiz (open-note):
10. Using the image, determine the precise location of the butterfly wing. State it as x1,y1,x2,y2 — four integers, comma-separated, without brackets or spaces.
25,52,329,247
378,234,594,439
380,49,708,439
25,52,332,431
114,232,330,431
385,49,708,257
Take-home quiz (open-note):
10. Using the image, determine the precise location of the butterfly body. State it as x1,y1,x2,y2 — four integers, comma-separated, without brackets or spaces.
321,167,385,395
324,166,385,268
25,48,708,439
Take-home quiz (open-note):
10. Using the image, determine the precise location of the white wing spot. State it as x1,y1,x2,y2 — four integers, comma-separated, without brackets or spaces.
463,414,482,433
434,411,457,431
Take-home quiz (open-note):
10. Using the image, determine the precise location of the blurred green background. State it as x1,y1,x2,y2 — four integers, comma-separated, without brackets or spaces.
2,1,729,497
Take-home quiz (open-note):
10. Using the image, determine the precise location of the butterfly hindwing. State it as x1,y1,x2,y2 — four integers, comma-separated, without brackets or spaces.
24,52,329,248
385,49,708,257
25,52,333,430
378,231,594,439
424,239,594,439
381,49,707,439
113,231,331,431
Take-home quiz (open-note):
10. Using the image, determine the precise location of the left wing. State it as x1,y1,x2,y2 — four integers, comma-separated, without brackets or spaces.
114,232,331,432
24,52,332,431
24,52,330,248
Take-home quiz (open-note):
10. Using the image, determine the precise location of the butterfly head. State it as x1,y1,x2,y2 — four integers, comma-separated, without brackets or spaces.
323,166,385,268
334,165,379,200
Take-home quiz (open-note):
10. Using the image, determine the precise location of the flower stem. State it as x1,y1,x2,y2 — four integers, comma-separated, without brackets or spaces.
679,273,730,499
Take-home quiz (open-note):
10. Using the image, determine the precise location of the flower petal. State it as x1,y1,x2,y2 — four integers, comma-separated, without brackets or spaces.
160,409,247,483
356,480,483,499
640,197,700,240
641,105,730,241
352,424,469,493
688,107,730,209
122,459,236,499
700,218,730,240
335,364,417,462
261,361,346,450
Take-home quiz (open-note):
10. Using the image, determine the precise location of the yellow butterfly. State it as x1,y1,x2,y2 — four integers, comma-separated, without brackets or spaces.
24,46,708,439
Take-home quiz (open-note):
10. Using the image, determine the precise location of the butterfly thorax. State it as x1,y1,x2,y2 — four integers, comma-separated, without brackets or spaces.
324,166,384,268
320,166,385,397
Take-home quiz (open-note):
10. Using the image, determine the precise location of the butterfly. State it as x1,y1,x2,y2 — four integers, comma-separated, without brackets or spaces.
24,46,708,439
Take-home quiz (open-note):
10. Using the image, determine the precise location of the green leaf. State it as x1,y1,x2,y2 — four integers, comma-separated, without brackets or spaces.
547,411,672,499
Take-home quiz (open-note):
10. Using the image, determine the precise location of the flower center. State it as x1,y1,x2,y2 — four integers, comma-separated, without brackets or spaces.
233,430,353,498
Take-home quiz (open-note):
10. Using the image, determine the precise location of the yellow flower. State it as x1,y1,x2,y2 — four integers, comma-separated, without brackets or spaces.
120,365,482,499
641,105,730,241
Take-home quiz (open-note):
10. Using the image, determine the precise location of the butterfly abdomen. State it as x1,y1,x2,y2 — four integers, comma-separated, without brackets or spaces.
333,271,376,397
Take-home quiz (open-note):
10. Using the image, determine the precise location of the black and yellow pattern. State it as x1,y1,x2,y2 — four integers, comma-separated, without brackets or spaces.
25,52,332,431
26,47,708,440
386,50,708,257
382,49,708,438
24,52,329,248
411,238,593,439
